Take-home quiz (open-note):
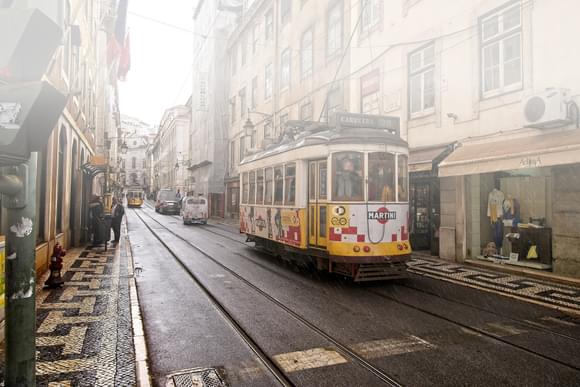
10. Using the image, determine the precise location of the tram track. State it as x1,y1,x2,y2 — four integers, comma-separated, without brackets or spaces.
132,208,403,387
138,205,580,372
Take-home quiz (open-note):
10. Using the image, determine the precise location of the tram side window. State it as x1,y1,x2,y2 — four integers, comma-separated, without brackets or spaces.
332,152,363,201
368,152,396,202
256,169,264,204
398,154,409,202
274,166,284,205
285,163,296,206
249,171,256,204
265,167,273,205
242,172,249,204
319,161,327,200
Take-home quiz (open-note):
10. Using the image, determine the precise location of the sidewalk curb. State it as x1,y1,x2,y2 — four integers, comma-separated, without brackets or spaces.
124,220,152,387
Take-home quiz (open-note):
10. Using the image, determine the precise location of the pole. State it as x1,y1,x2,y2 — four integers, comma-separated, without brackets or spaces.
4,152,38,386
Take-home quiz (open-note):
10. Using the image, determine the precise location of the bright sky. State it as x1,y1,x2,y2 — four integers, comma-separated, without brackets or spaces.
118,1,194,128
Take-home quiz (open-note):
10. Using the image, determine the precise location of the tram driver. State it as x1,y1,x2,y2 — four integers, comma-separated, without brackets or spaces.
335,156,363,200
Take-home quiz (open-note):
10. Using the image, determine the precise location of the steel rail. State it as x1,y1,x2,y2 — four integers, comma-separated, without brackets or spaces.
134,208,403,387
132,209,294,387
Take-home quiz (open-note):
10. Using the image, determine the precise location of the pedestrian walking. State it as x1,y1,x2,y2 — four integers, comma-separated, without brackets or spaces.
111,197,125,245
89,195,104,246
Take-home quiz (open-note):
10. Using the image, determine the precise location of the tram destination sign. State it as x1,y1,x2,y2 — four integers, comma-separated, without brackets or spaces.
333,112,400,135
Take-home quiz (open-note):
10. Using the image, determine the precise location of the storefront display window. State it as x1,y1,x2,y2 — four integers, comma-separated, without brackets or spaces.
467,169,553,270
368,152,395,202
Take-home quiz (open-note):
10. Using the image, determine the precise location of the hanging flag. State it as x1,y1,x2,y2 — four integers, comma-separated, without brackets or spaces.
118,32,131,81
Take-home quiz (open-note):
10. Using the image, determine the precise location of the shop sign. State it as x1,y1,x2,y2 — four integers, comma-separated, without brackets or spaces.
367,207,397,224
520,156,542,168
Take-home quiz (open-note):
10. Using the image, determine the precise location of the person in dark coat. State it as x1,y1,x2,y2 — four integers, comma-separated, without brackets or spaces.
89,195,104,246
111,197,125,244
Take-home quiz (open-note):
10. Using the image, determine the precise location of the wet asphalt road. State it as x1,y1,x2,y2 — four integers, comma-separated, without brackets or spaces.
127,205,580,387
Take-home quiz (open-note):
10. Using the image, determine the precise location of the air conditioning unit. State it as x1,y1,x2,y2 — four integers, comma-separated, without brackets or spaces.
523,88,571,128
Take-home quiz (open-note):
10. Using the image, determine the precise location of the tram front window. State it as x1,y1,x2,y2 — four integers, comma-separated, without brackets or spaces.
332,152,363,201
398,154,409,202
368,152,396,202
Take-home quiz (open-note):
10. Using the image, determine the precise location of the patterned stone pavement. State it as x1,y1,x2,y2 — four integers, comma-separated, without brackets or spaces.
0,230,137,386
408,256,580,315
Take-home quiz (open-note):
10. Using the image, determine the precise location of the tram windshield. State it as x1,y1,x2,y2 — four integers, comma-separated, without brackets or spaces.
368,153,396,202
332,152,364,201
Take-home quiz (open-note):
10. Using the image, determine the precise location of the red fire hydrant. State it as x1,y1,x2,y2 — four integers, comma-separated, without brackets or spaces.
45,243,66,288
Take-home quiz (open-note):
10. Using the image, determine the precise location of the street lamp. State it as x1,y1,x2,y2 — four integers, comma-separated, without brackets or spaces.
120,140,128,154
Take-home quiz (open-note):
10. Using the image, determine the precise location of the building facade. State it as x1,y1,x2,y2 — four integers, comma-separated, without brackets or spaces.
119,115,155,192
0,0,126,277
216,0,580,278
152,105,192,195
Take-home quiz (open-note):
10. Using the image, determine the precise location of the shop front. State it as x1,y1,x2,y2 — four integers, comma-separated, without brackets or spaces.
409,144,454,255
438,129,580,278
225,176,240,219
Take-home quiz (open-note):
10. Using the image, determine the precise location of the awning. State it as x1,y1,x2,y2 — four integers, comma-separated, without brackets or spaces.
81,155,107,177
439,129,580,177
409,143,454,173
187,160,212,172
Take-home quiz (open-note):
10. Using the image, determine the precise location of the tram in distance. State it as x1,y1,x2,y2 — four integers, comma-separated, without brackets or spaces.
239,112,411,282
126,188,145,208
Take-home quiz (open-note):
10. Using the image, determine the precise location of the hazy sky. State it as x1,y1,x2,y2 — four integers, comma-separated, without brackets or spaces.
118,1,194,127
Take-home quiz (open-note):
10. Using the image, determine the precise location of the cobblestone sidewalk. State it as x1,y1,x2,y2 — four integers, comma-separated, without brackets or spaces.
1,229,136,386
409,255,580,316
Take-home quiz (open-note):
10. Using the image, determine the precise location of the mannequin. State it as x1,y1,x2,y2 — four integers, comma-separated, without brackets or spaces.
487,187,505,249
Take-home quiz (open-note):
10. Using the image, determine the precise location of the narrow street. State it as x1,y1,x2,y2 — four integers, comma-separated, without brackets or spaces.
128,204,580,387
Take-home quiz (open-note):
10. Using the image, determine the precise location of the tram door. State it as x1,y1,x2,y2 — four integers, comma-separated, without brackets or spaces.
308,160,328,248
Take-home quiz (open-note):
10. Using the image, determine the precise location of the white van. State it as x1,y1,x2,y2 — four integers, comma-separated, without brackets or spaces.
181,196,209,225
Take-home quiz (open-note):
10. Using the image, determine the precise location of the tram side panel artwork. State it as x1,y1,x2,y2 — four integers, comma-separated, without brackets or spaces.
240,205,307,249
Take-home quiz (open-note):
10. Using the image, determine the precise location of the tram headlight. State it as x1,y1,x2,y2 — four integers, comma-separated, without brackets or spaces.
363,246,371,253
353,246,361,253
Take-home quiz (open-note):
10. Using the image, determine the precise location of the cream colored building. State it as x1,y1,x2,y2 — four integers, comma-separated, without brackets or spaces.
222,0,580,277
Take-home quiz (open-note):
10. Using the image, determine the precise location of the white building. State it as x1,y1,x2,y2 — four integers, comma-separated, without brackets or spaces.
119,115,155,191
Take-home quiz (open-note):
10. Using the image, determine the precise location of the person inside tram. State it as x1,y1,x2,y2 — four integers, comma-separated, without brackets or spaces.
335,157,362,200
369,165,395,202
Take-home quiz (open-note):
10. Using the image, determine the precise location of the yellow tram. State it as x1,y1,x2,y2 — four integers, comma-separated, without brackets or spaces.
126,188,145,208
239,113,411,281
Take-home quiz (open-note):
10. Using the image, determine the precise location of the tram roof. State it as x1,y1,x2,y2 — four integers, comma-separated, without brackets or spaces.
241,122,408,165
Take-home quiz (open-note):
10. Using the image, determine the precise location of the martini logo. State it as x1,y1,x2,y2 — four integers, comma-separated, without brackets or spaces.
368,207,396,224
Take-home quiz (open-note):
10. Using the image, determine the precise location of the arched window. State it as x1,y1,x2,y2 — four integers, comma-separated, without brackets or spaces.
56,126,67,234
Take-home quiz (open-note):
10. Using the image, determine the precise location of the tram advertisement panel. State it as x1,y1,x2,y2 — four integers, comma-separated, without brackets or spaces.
240,205,307,249
327,203,410,256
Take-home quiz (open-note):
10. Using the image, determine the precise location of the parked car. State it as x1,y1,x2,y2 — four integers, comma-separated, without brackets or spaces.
181,195,208,225
155,189,180,215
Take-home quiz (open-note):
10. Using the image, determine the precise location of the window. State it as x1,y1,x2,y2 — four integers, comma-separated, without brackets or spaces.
239,88,246,118
301,28,313,79
249,171,256,204
265,167,273,205
361,0,382,34
256,169,264,204
281,0,292,25
251,76,258,108
239,136,245,162
325,85,342,119
398,154,409,202
281,48,291,89
264,121,272,138
319,161,327,200
274,166,284,205
309,163,316,200
409,44,435,115
368,152,396,202
265,63,272,99
327,1,343,57
230,97,236,123
284,163,296,206
361,69,380,114
242,172,249,203
481,3,522,95
265,9,273,40
253,24,260,53
132,157,136,169
230,141,236,171
241,35,247,66
143,159,146,169
231,44,237,75
332,152,363,201
300,100,313,120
